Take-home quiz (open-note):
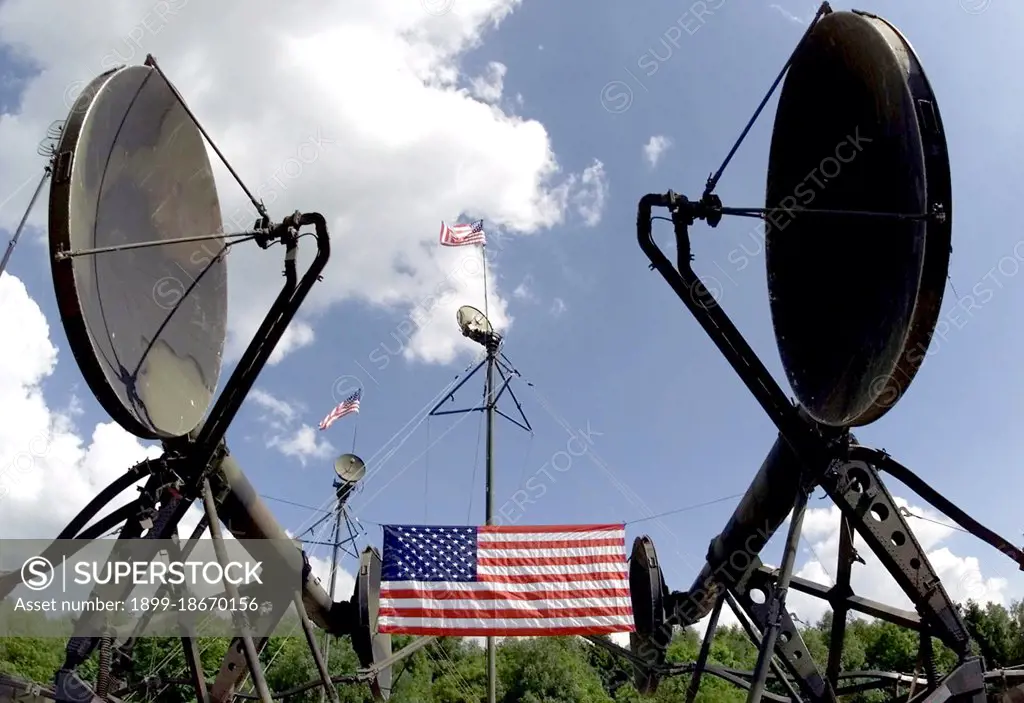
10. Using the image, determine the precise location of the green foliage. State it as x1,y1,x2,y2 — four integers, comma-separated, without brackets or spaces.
0,600,1021,701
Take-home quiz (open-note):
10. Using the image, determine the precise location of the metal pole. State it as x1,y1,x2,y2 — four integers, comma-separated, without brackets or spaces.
0,169,49,277
826,516,854,689
485,340,497,703
746,489,808,703
323,488,344,680
686,592,725,703
294,593,340,703
201,479,274,703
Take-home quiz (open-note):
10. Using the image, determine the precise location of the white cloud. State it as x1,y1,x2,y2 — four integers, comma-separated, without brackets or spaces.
306,553,357,602
769,3,808,24
570,160,608,227
249,388,299,424
513,274,536,301
268,425,335,464
248,388,334,465
469,61,507,103
643,135,672,167
0,272,179,539
549,297,566,317
0,0,607,370
268,322,316,366
609,632,630,647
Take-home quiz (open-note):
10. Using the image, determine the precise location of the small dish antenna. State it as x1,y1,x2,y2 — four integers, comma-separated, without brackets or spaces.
457,305,497,347
334,453,366,503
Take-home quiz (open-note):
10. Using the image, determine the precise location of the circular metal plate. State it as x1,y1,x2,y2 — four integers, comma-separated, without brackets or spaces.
354,546,392,701
765,11,950,427
49,65,227,440
628,535,666,694
334,453,367,484
457,304,492,335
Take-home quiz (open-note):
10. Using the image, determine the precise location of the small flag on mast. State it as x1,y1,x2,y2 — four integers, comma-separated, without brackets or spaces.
378,523,634,636
440,219,486,247
319,389,361,431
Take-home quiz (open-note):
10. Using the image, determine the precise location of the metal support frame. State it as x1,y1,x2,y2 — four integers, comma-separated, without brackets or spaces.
0,206,382,700
608,5,1024,690
608,2,1024,689
0,55,445,703
600,457,1019,702
625,182,1006,696
428,333,532,703
615,186,1020,699
746,490,809,703
313,476,364,698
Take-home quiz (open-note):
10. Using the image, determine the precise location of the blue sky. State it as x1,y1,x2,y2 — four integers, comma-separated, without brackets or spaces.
0,0,1021,624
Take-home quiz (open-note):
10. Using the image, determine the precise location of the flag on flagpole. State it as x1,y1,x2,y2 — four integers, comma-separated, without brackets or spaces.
319,389,361,431
378,523,634,636
439,219,486,247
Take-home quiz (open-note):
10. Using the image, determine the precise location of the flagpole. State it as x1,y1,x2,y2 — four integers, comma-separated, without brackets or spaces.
483,330,497,703
475,223,496,703
481,241,489,321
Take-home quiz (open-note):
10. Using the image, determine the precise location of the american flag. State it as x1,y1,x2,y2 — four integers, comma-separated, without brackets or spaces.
318,389,361,431
378,524,634,636
439,219,486,247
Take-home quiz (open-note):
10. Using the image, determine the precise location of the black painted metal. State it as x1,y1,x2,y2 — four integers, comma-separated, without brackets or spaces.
765,10,935,427
825,517,855,689
685,593,724,703
619,5,1015,701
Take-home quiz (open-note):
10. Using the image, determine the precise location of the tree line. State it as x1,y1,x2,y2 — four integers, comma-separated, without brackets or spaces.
0,599,1021,702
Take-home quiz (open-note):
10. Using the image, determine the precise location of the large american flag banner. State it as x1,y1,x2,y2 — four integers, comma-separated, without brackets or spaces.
378,524,634,636
439,219,486,247
318,389,361,431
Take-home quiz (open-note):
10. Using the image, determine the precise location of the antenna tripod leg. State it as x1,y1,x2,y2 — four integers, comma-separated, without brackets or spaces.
746,488,808,703
686,591,726,703
295,592,340,703
322,492,344,699
724,592,803,702
201,479,274,703
0,168,50,278
826,516,855,690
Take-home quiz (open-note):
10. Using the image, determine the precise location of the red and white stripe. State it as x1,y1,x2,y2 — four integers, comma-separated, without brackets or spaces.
439,220,486,247
318,399,359,431
378,524,634,636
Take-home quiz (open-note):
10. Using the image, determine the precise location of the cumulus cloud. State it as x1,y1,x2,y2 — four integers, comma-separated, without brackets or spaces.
643,135,672,167
248,388,334,465
306,554,357,602
0,0,607,371
513,275,536,301
469,61,507,103
0,273,170,538
570,160,608,227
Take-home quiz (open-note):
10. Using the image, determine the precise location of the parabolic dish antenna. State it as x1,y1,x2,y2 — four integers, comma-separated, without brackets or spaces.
765,10,950,427
353,546,393,701
457,304,492,337
334,452,366,485
48,64,227,440
628,535,667,694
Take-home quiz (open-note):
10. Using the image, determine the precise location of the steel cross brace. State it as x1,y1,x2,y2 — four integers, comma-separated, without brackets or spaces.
817,455,971,655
